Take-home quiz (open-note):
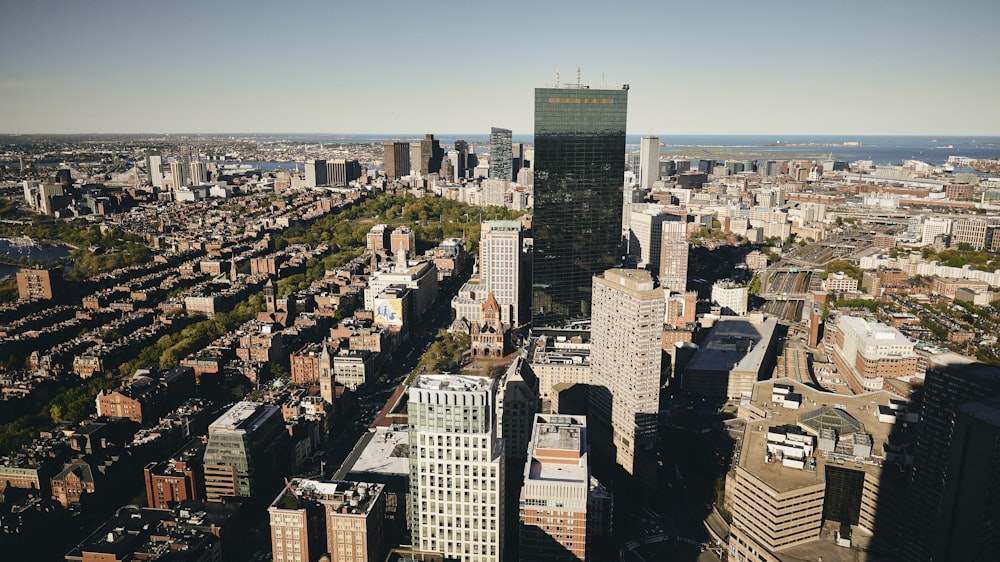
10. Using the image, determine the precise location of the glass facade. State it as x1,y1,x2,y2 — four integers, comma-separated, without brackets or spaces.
489,127,513,181
532,86,628,329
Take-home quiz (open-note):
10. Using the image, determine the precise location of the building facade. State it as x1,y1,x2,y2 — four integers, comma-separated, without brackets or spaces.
269,478,387,562
16,267,61,301
639,136,659,189
489,128,513,182
408,375,504,561
711,281,748,316
479,220,523,326
590,269,664,476
519,414,591,562
203,401,287,500
532,85,629,328
902,360,1000,561
383,142,411,180
832,316,918,394
659,222,688,293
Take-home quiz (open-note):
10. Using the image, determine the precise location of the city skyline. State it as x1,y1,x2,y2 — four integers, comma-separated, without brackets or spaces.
1,0,998,136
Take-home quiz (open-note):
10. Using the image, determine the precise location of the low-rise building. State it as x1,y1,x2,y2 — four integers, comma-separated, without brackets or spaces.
682,314,779,400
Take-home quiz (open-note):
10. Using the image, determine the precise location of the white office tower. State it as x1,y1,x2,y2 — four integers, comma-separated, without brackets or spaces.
168,160,188,190
189,161,208,185
921,217,952,245
409,374,504,561
479,220,522,326
628,209,670,272
148,153,164,187
590,269,665,476
639,136,660,189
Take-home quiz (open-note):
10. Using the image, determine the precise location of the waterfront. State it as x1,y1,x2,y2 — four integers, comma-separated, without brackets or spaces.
0,238,71,277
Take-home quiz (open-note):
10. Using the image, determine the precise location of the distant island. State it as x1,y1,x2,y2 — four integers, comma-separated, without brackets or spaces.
765,141,863,147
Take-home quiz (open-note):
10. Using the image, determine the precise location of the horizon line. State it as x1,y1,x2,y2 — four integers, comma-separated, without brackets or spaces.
2,132,1000,138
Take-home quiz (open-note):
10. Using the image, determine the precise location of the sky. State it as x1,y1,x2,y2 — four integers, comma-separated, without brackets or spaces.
1,0,998,135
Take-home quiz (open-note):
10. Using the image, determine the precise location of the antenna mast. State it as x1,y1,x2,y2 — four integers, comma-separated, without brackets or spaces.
555,69,560,88
576,66,581,87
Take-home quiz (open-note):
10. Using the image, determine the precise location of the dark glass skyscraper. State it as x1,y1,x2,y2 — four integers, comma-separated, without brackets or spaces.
901,360,1000,561
531,85,628,329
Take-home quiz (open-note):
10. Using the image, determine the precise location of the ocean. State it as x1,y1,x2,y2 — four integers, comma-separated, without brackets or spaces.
250,134,1000,166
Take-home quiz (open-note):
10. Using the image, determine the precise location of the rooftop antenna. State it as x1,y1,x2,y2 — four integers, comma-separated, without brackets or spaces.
576,66,581,87
555,69,560,88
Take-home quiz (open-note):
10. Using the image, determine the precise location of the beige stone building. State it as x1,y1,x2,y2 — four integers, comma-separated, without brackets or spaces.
590,269,665,476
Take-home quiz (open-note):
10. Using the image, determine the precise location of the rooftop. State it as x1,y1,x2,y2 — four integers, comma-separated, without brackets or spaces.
839,315,914,349
525,415,588,484
412,374,492,393
737,378,898,493
271,478,384,516
340,426,410,477
208,401,278,434
685,316,777,374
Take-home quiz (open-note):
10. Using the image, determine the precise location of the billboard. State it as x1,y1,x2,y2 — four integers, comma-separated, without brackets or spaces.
374,297,404,327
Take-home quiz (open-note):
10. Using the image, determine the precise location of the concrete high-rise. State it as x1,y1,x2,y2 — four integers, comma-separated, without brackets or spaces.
383,142,410,180
327,159,361,187
408,374,504,561
590,269,664,476
659,221,688,293
902,359,1000,561
532,84,629,329
639,136,659,189
146,151,164,187
169,160,187,189
16,267,61,301
189,160,208,184
489,127,513,182
628,209,672,272
305,159,328,187
479,220,523,326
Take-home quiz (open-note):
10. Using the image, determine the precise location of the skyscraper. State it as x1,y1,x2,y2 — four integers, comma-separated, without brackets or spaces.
489,127,513,182
146,151,164,187
408,374,504,561
417,134,443,176
327,159,361,187
305,159,327,187
532,84,629,329
902,359,1000,561
480,220,523,326
590,269,664,475
169,160,187,190
383,142,410,180
639,136,659,189
189,160,208,185
455,139,470,180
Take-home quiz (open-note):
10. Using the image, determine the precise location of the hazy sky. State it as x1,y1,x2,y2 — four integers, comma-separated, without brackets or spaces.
1,0,998,135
